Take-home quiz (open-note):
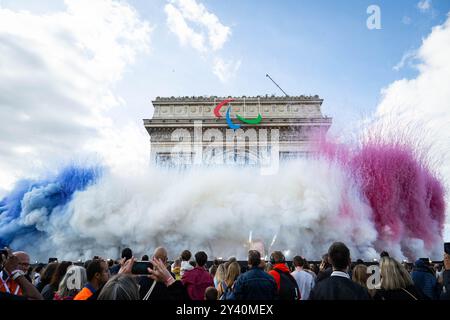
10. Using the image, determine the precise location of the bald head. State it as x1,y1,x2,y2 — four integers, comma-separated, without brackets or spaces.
13,251,30,273
153,247,168,263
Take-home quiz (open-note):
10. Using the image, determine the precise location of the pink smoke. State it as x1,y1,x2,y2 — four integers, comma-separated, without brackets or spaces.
316,138,446,259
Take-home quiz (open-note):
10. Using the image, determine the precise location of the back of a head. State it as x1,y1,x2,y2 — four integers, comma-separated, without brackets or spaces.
51,261,73,287
248,250,261,268
181,250,192,262
204,286,218,301
328,242,351,271
195,251,208,267
153,247,168,262
42,262,59,284
141,255,149,261
352,264,368,288
98,274,139,300
86,259,105,282
121,248,133,260
270,251,285,264
225,262,241,286
293,256,305,268
380,256,413,290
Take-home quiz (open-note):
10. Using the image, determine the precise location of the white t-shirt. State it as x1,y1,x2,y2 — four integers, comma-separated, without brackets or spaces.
291,268,315,300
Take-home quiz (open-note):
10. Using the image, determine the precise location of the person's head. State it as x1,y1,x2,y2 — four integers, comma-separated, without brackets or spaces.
98,274,139,300
121,248,133,261
225,262,241,287
328,242,351,271
204,286,218,301
87,259,109,288
380,251,390,258
41,262,59,285
380,256,414,290
57,266,87,298
141,255,149,262
209,264,218,277
311,264,319,275
50,261,73,288
248,250,261,268
195,251,208,267
352,264,368,288
356,259,364,265
214,263,226,281
293,256,305,268
181,250,191,262
270,251,285,265
107,259,114,268
153,247,168,264
84,260,92,270
13,251,30,273
173,259,181,268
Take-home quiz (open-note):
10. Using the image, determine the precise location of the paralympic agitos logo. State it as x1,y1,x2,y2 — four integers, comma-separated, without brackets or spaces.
213,98,262,129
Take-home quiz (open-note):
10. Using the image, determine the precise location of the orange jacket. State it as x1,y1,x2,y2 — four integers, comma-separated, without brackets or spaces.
73,286,94,300
0,272,23,296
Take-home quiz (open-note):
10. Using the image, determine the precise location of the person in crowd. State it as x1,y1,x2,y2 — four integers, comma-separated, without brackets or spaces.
98,274,140,300
214,263,226,288
373,256,428,300
35,262,59,292
411,258,440,299
31,264,45,287
209,264,218,279
142,255,149,261
302,259,317,280
73,259,109,300
233,250,277,300
264,262,273,273
268,251,300,300
182,251,214,300
12,251,31,282
171,259,182,280
441,252,450,300
0,248,43,300
180,250,194,277
54,265,87,300
41,261,72,300
110,248,133,275
310,263,320,276
204,286,218,300
380,251,390,258
217,261,240,300
291,256,315,300
316,253,333,283
137,247,189,300
310,242,370,300
352,263,376,297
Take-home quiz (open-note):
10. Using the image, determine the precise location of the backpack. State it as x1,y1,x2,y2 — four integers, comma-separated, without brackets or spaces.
274,269,300,300
219,281,235,300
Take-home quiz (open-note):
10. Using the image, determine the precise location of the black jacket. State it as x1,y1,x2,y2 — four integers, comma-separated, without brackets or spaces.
138,277,190,301
440,270,450,300
310,275,370,300
373,285,429,300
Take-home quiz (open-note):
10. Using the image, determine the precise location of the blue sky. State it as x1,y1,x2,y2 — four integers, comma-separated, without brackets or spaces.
1,0,447,130
116,0,450,131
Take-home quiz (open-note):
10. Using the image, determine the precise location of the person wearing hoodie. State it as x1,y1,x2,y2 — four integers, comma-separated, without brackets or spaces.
181,251,214,300
411,258,440,300
268,251,300,300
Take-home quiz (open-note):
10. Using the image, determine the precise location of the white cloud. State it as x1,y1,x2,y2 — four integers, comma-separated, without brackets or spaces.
213,57,241,83
0,0,152,189
417,0,432,12
164,0,238,82
393,50,417,71
166,0,231,51
375,13,450,239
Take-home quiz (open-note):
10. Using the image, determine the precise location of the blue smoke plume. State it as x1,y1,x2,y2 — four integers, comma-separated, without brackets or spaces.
0,165,102,249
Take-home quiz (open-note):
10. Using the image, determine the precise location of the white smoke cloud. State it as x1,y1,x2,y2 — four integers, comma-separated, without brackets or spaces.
375,13,450,241
0,0,152,190
24,159,378,261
